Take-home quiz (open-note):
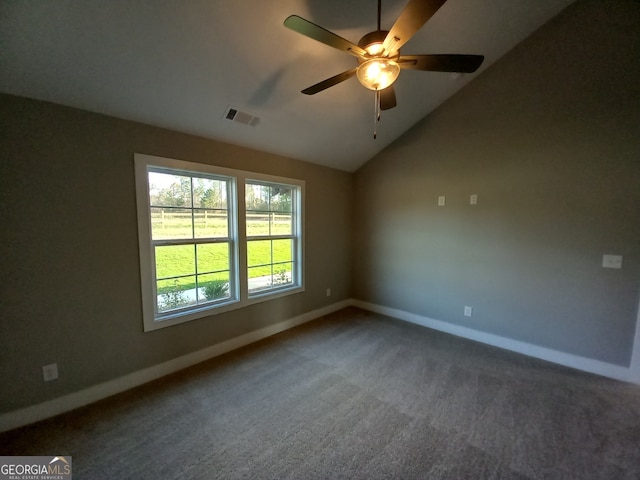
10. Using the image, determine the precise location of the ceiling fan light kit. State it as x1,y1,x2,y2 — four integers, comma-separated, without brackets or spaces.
356,58,400,91
284,0,484,138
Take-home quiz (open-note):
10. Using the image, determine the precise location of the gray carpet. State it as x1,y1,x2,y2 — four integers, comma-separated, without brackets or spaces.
2,308,640,479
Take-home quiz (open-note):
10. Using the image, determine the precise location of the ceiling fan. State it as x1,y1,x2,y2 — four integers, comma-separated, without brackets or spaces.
284,0,484,138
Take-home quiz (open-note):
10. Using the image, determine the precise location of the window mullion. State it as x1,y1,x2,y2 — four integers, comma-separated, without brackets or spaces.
236,179,248,301
190,176,196,239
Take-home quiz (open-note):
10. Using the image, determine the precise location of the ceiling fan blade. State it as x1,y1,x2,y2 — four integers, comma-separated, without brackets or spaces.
284,15,367,58
301,68,358,95
399,54,484,73
383,0,447,53
380,86,397,110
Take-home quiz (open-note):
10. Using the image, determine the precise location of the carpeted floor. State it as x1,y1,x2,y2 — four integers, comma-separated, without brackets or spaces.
2,307,639,479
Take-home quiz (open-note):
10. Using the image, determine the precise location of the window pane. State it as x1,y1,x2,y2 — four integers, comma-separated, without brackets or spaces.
246,184,270,211
248,266,272,293
272,239,292,263
198,272,230,302
155,245,195,279
271,212,292,235
192,178,227,209
151,208,193,240
148,172,192,208
273,263,293,287
194,209,228,238
271,187,292,212
196,243,229,273
246,212,270,237
247,240,272,267
157,276,196,312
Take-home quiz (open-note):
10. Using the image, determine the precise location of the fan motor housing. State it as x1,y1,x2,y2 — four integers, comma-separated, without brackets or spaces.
357,30,399,61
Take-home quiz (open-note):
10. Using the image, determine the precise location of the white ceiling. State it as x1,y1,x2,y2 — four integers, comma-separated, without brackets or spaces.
1,0,575,171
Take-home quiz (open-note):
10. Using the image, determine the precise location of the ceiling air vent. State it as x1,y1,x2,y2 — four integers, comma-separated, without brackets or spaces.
224,107,260,127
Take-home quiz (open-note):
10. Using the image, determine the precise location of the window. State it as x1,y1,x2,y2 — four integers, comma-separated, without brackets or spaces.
135,154,304,331
246,182,300,295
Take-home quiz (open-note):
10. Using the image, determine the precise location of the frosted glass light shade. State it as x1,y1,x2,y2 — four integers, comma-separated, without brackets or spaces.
356,58,400,91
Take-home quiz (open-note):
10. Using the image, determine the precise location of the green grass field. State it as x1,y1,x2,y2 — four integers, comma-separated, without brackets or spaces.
153,212,294,295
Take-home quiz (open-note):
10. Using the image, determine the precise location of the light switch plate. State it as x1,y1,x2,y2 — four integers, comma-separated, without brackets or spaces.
42,363,58,382
438,196,445,206
602,254,623,269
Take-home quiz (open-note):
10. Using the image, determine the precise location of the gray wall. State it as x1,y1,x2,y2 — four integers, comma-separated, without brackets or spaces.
0,94,352,412
353,0,640,366
2,0,639,416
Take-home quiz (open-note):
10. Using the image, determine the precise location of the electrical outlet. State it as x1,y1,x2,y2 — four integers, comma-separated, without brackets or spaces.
438,196,446,206
42,363,58,382
470,194,477,205
464,306,473,317
326,288,331,297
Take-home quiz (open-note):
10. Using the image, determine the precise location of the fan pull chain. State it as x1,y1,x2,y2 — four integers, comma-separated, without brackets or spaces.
373,90,381,139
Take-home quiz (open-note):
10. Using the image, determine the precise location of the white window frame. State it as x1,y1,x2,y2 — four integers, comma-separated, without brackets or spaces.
135,153,305,332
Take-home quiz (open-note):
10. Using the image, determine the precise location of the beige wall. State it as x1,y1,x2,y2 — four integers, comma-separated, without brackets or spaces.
0,94,352,412
353,0,640,366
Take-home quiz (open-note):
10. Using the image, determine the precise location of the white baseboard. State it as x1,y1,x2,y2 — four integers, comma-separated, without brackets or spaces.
0,300,351,433
352,299,639,384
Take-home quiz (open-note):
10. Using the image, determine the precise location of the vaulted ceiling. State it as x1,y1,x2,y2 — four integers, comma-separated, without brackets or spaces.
1,0,575,171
